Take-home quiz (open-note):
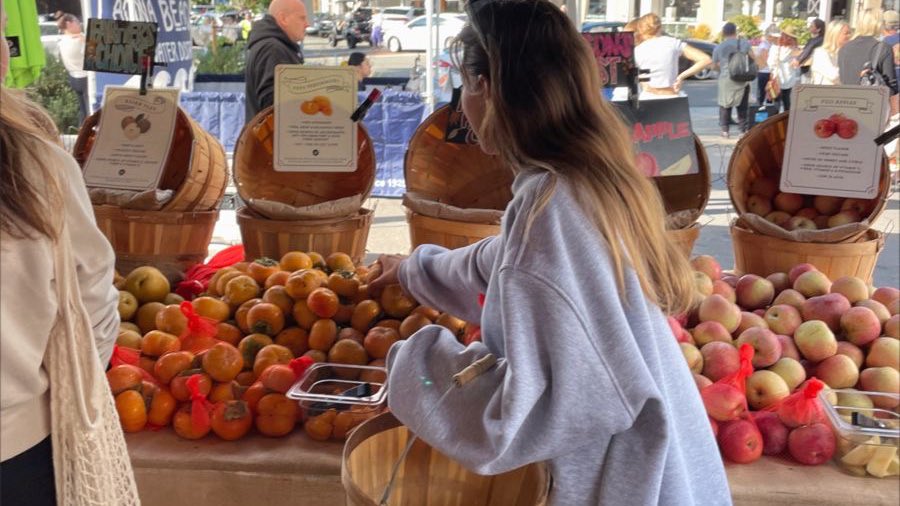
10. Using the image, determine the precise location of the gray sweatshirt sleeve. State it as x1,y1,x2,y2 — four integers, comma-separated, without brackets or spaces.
398,236,500,323
386,267,638,475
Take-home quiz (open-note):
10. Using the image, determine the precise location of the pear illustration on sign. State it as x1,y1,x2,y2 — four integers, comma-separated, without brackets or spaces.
121,114,151,140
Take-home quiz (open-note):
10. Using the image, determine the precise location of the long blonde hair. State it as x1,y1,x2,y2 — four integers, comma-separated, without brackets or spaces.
822,19,849,56
623,18,642,45
452,0,697,315
854,8,883,38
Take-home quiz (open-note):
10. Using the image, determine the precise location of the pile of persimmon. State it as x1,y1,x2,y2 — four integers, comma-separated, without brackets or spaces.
109,251,479,442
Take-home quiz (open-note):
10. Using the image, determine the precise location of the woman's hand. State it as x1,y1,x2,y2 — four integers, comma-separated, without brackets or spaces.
673,75,684,93
366,254,408,299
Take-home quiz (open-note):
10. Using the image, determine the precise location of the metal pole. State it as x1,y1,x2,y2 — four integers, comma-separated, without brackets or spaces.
83,0,97,113
425,0,434,113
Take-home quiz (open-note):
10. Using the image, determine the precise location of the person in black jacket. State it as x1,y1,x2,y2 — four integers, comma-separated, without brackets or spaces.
244,0,309,121
795,18,824,80
838,8,899,97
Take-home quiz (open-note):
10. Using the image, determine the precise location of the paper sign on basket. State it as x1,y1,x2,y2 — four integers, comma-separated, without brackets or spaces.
274,65,358,172
781,85,889,199
83,86,180,191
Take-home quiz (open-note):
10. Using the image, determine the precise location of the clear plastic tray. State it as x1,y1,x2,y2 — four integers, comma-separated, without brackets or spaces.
820,389,900,478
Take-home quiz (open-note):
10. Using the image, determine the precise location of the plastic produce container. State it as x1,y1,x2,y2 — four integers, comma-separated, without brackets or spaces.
820,389,900,478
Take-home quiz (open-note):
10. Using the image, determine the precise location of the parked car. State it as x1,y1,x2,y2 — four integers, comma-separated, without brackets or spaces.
374,6,425,33
306,13,335,36
384,13,467,53
39,21,62,58
328,7,373,48
680,39,716,80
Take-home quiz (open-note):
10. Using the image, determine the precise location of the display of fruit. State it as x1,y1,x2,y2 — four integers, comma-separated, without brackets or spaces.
108,254,478,443
681,256,900,470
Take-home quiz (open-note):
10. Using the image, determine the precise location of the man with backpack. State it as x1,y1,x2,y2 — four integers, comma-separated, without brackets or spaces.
712,22,756,138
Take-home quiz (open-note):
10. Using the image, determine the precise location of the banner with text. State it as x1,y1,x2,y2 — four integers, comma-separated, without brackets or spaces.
613,97,698,177
582,31,635,89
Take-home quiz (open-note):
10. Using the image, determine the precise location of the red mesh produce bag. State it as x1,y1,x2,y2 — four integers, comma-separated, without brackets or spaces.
178,301,219,354
765,378,828,428
758,379,835,465
186,374,214,433
701,344,755,422
109,345,159,385
175,245,245,300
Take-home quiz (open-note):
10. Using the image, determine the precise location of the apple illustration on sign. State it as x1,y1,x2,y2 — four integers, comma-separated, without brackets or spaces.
813,113,857,140
121,114,151,140
636,152,659,177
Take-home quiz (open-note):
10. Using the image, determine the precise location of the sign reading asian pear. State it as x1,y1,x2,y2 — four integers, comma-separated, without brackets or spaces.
781,85,888,199
83,86,180,191
274,65,358,172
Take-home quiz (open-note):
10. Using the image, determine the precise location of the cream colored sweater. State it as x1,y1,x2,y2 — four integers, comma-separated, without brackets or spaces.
1,140,119,461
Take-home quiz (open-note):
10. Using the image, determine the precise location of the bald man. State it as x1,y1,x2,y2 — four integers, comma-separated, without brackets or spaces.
244,0,309,121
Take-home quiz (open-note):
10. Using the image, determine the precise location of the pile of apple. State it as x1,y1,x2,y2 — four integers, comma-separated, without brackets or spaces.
742,177,876,231
674,255,899,473
110,254,477,442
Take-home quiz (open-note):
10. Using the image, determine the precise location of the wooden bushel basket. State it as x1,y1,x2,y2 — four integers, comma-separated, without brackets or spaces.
233,106,376,209
727,112,891,237
667,223,701,258
93,205,218,282
236,206,373,264
659,136,710,258
343,412,550,506
74,108,228,212
404,105,514,250
731,220,885,283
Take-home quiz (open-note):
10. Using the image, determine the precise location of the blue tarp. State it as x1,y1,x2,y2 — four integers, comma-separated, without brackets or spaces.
177,89,425,198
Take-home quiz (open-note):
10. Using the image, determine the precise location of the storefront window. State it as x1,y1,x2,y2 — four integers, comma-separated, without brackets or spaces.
722,0,744,19
668,0,699,21
882,0,899,13
773,0,811,20
587,0,607,19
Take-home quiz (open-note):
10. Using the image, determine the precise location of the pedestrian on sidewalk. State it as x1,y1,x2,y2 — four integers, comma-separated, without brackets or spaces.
767,26,800,112
712,22,753,138
634,13,711,100
809,20,850,85
754,24,778,107
368,1,731,505
795,18,825,82
56,13,89,126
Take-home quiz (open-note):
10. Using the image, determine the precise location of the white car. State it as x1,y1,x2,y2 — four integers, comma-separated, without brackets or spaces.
374,6,424,34
385,14,466,53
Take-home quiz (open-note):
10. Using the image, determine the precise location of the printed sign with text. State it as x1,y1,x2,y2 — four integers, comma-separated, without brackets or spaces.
614,97,697,177
444,87,477,145
274,65,358,172
582,31,636,89
84,19,158,75
781,85,888,199
83,86,180,191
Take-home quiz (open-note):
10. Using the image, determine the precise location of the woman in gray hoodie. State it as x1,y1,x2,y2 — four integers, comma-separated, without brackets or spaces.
368,0,732,504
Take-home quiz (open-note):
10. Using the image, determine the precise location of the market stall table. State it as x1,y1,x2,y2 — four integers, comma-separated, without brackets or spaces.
125,431,899,506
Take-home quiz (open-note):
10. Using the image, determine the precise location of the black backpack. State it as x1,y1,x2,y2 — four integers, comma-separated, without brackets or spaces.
859,42,888,87
728,39,758,82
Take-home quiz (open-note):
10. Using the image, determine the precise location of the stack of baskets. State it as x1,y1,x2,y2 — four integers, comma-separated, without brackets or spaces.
74,107,227,280
727,113,889,282
233,106,376,263
403,105,514,250
657,136,711,258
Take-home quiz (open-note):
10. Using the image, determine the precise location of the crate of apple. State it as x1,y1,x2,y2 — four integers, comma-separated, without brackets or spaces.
676,255,899,469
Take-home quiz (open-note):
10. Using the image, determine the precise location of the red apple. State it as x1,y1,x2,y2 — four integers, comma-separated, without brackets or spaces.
694,271,714,297
840,306,882,346
764,304,803,336
694,373,714,391
816,354,860,389
766,272,791,295
753,411,790,456
776,334,801,361
813,195,844,216
699,294,742,333
749,178,778,199
746,195,773,216
788,263,818,285
866,337,900,370
813,118,836,138
735,311,769,337
636,152,660,176
766,211,793,227
794,271,832,298
827,210,861,228
813,215,831,229
801,293,851,332
721,274,740,289
830,276,870,304
841,198,873,217
786,216,817,231
835,117,858,139
712,280,737,304
794,320,838,362
692,320,733,346
835,341,865,368
718,419,764,464
774,192,805,214
796,208,818,220
702,383,747,421
709,416,719,438
859,367,900,409
735,327,782,368
701,341,741,382
788,423,836,465
690,255,722,281
872,287,900,309
746,370,791,409
885,314,899,339
769,357,806,390
772,289,806,311
735,275,776,310
855,299,891,325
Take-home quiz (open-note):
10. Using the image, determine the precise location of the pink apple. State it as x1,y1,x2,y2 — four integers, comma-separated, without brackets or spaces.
753,309,767,317
801,293,851,332
667,316,685,340
866,337,900,370
721,274,740,288
777,334,801,361
735,327,782,368
859,367,900,409
830,276,869,304
827,209,861,228
872,287,900,309
766,211,792,227
692,320,734,346
796,207,818,220
680,343,704,374
690,255,722,281
753,411,790,456
772,289,806,311
750,178,778,199
735,311,770,338
693,373,713,391
886,314,900,339
835,341,865,368
816,354,860,389
766,272,791,295
736,274,775,310
840,198,873,216
694,271,714,297
774,192,805,214
746,194,773,216
710,416,719,438
786,216,817,231
813,195,844,216
712,280,737,304
764,304,803,336
768,357,806,390
794,320,838,362
889,299,899,316
701,341,741,382
718,419,764,464
699,294,742,333
789,263,818,285
746,370,791,409
840,306,882,346
813,215,831,229
794,271,832,298
702,382,747,421
788,423,836,465
855,299,891,325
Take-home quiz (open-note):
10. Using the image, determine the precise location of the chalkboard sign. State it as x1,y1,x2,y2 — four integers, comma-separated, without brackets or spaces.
582,31,636,89
84,19,158,75
614,97,698,177
444,87,478,145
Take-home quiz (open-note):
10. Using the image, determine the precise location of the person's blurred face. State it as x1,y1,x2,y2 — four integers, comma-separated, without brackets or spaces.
838,25,851,47
278,2,309,42
66,17,82,34
360,58,372,78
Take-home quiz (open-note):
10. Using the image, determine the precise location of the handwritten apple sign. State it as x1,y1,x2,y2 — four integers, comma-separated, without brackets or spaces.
582,31,635,88
84,19,158,75
614,97,698,177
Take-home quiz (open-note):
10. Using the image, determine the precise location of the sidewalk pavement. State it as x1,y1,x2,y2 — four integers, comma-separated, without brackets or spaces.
209,107,899,287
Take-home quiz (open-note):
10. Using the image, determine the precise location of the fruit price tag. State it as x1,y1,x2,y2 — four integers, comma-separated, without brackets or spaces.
781,85,889,199
82,86,180,191
273,65,358,172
